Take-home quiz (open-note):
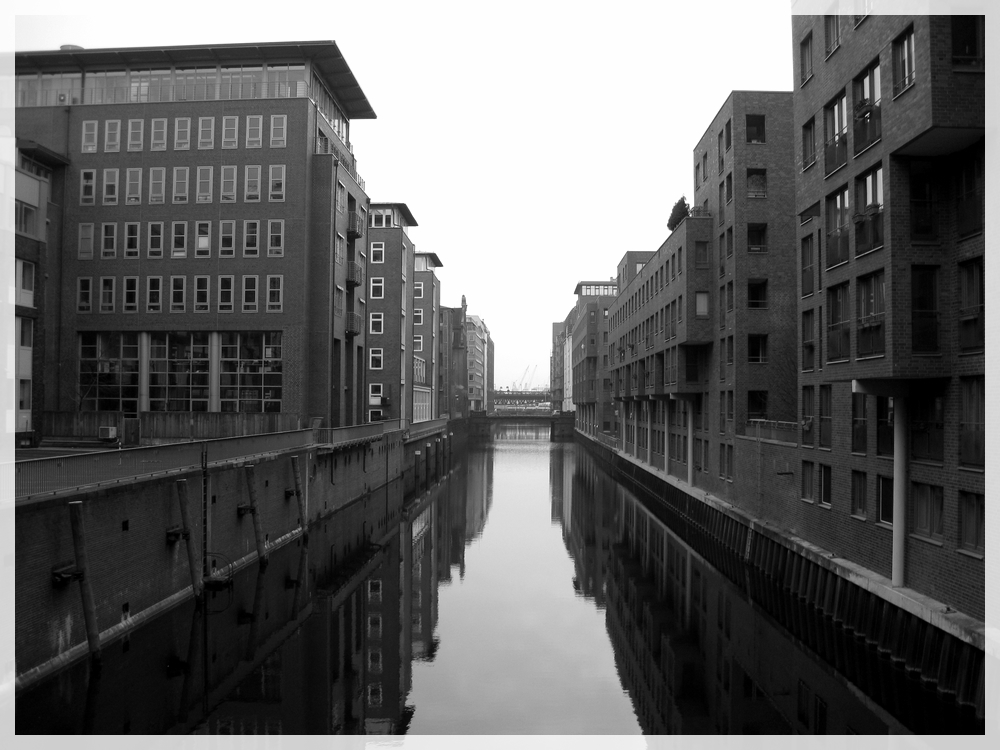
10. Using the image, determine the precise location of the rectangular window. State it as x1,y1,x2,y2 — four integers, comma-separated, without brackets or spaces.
819,385,832,448
746,114,765,143
824,15,841,55
910,396,944,462
198,116,214,148
802,386,815,447
82,120,98,152
414,334,423,352
370,312,384,334
911,266,939,353
172,221,187,258
370,348,383,370
853,63,882,154
826,185,849,266
371,277,384,299
959,376,985,468
801,234,814,296
78,223,95,260
802,118,816,168
174,117,190,150
99,277,115,313
959,258,984,351
851,471,867,517
149,167,165,204
827,283,850,362
125,168,142,204
800,34,813,83
911,483,943,540
196,166,213,203
747,280,768,309
123,276,138,313
268,219,284,256
194,275,209,312
802,461,814,501
170,275,186,312
876,396,894,456
270,114,286,147
222,116,238,148
127,119,143,151
747,168,767,198
877,476,893,524
80,169,96,205
856,271,885,356
146,276,162,313
725,173,733,203
124,222,140,258
695,291,709,318
244,220,260,257
103,168,119,205
824,93,848,176
267,275,283,312
371,242,384,263
246,115,262,148
195,221,211,257
148,222,164,258
218,276,234,312
336,182,346,213
101,222,117,259
151,118,166,150
77,277,92,313
957,153,984,237
220,220,235,257
819,464,832,507
173,166,189,203
855,165,884,253
269,164,285,201
748,390,768,421
245,165,261,201
414,281,424,299
414,308,424,326
959,492,985,554
221,165,237,202
242,275,258,312
748,334,768,363
852,393,867,453
104,119,121,152
893,27,916,96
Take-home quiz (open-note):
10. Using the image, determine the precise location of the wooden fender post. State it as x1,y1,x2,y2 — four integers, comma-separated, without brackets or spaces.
291,455,307,529
244,465,267,565
68,500,101,662
176,480,203,597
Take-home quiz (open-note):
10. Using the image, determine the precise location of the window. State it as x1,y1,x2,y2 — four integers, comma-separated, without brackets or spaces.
82,120,98,152
726,281,733,312
801,235,814,296
170,276,186,312
850,471,867,517
269,164,285,201
80,169,96,205
18,261,35,308
267,275,283,312
876,396,894,456
370,242,384,263
726,335,733,365
848,393,868,454
146,276,162,313
245,165,261,201
819,465,832,507
370,277,384,299
911,483,943,540
78,223,95,260
802,386,815,447
957,153,983,237
124,222,140,258
826,185,849,267
123,276,138,313
853,62,882,154
748,335,768,363
220,165,237,202
695,291,709,318
151,118,166,150
414,281,424,299
952,16,985,68
148,222,163,258
746,114,765,143
725,173,733,203
270,114,286,147
747,224,767,254
802,118,816,168
370,312,384,334
124,168,142,205
855,271,885,356
748,390,768,421
172,221,187,258
414,308,423,326
370,348,383,370
99,277,115,313
220,220,235,257
725,119,731,150
819,385,832,448
244,220,260,257
909,395,944,462
77,278,92,313
893,27,915,96
802,461,815,501
855,165,884,253
747,280,768,309
824,15,841,56
747,169,767,198
827,283,850,361
414,334,423,352
104,120,121,152
334,286,344,317
959,376,984,467
242,275,258,312
911,266,939,353
246,115,262,148
198,116,214,148
149,167,165,204
336,182,346,213
824,93,848,175
127,119,143,151
101,223,117,259
103,168,119,205
959,258,984,351
218,276,234,312
174,117,190,149
959,492,985,554
172,166,189,203
195,221,211,257
268,219,284,256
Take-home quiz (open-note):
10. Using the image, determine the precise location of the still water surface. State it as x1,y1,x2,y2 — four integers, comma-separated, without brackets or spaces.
16,428,981,734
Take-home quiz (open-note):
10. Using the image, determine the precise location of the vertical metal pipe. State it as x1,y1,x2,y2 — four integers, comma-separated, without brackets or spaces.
425,442,432,491
892,397,907,587
244,465,267,564
292,455,307,528
176,480,202,597
68,500,101,661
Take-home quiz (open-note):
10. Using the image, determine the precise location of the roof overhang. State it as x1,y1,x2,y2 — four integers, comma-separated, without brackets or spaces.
16,138,70,166
14,40,376,119
370,202,418,226
415,252,443,268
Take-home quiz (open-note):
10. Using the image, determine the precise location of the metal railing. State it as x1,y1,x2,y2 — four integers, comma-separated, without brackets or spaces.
346,311,362,337
857,313,885,356
17,80,311,108
826,227,850,267
742,420,799,443
315,137,366,191
853,103,882,153
827,321,851,361
824,132,848,175
854,210,883,254
347,260,364,288
313,420,404,448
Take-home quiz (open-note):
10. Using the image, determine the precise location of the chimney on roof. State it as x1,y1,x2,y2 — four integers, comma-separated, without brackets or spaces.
60,45,84,50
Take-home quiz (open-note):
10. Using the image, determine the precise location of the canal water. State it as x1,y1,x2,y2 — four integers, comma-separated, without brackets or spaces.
16,428,983,734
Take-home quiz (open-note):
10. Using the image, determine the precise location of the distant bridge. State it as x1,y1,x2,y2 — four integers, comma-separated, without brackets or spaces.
490,390,552,408
469,411,574,441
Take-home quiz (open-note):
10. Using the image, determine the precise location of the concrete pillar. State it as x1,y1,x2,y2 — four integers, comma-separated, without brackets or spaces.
138,332,150,412
209,331,221,412
425,443,432,491
632,404,638,457
646,402,653,466
892,397,908,587
687,399,694,487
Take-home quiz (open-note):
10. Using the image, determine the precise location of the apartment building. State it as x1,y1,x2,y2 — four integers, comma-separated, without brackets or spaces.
790,13,985,612
14,41,375,437
465,315,490,412
412,252,443,422
439,301,468,420
570,281,617,437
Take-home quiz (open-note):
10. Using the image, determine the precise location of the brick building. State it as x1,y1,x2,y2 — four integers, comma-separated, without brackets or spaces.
412,252,443,423
14,41,375,438
439,300,468,420
465,315,490,412
570,281,617,437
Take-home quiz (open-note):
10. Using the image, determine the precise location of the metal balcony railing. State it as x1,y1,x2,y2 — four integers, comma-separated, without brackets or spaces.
348,211,365,239
854,210,884,254
826,227,850,267
347,260,364,288
346,311,362,337
824,132,848,175
857,313,885,356
853,101,882,153
16,80,311,108
315,137,366,191
827,320,851,361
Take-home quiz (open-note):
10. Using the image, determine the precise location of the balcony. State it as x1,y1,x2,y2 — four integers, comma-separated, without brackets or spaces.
16,80,310,108
827,321,850,361
346,311,362,337
824,132,848,175
413,357,429,387
852,101,881,153
857,313,885,356
826,227,850,268
315,137,366,191
853,210,883,254
347,260,364,288
348,211,365,239
741,420,798,443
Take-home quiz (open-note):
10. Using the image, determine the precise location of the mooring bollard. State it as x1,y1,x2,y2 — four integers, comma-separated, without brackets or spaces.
414,450,422,494
175,480,203,598
68,500,102,662
243,465,267,564
425,443,432,491
291,455,307,529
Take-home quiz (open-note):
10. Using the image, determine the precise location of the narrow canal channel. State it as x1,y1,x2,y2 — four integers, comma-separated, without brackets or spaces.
16,427,982,734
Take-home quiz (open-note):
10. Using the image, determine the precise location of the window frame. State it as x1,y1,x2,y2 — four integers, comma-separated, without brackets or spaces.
218,275,234,313
220,220,236,258
222,116,238,148
268,219,284,256
198,116,214,149
266,275,283,312
171,221,187,258
104,119,121,152
172,166,189,203
194,275,210,313
370,276,384,299
370,312,384,334
149,167,165,204
124,222,140,258
246,115,263,148
245,164,261,201
174,117,191,150
99,276,115,313
78,223,95,260
195,221,212,258
101,222,117,259
77,277,93,313
82,120,98,153
269,164,285,201
102,168,119,205
146,276,162,313
196,166,213,203
369,348,384,370
242,275,259,313
123,276,139,313
170,275,186,313
151,118,167,150
148,222,164,258
270,114,287,147
243,220,260,257
127,119,143,151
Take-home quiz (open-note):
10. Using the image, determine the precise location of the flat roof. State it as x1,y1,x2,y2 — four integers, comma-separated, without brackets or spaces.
14,40,376,119
574,281,617,294
415,252,443,267
370,202,418,226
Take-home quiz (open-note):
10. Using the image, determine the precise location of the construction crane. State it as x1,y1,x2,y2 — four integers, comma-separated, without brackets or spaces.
525,365,538,390
513,365,530,390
